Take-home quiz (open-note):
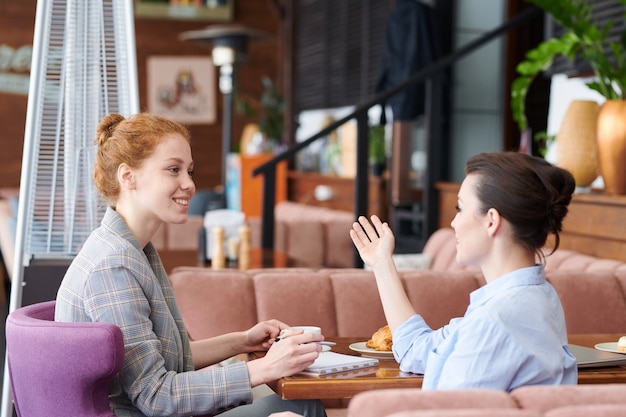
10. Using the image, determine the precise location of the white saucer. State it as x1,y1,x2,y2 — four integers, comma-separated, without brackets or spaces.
349,342,395,359
594,342,626,354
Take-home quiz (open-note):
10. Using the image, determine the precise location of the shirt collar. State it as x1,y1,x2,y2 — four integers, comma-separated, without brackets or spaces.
469,264,545,307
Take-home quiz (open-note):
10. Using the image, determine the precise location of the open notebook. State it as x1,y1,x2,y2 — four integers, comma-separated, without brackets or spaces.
569,344,626,368
298,352,379,376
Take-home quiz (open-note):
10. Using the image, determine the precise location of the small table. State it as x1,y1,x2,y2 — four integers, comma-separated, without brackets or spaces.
569,334,626,385
267,334,626,401
272,337,419,401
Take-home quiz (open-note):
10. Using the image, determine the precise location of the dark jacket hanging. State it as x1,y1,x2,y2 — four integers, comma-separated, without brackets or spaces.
376,0,440,121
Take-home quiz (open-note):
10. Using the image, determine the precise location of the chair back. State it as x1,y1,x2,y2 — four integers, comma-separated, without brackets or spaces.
5,300,124,417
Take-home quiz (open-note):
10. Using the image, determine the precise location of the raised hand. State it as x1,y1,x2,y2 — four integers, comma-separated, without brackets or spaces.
349,215,395,268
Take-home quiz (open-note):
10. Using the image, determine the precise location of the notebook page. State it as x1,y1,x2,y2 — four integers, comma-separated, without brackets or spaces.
298,352,379,376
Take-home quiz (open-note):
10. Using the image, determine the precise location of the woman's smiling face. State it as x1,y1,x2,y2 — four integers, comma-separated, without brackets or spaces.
132,133,196,225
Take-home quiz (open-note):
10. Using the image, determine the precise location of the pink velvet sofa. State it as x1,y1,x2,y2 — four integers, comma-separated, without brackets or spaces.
346,384,626,417
168,228,626,342
169,228,626,417
247,201,355,268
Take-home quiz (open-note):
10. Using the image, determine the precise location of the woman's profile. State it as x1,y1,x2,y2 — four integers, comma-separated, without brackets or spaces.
350,151,578,391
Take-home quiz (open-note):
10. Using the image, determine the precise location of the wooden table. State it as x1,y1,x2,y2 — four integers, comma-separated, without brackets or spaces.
569,334,626,385
268,334,626,401
273,337,418,401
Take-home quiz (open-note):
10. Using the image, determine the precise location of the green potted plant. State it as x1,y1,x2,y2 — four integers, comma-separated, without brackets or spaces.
511,0,626,132
258,76,285,146
369,124,386,177
236,76,285,153
511,0,626,193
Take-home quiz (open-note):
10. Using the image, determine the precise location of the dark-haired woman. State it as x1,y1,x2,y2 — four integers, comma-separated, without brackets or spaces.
350,151,578,391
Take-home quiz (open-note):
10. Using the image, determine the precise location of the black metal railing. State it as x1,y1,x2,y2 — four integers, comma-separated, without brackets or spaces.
252,6,543,266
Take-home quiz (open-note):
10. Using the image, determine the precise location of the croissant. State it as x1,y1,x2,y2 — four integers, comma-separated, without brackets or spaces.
618,336,626,353
366,325,393,351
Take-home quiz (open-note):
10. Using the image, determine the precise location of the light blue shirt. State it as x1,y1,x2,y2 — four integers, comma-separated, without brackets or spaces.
392,265,578,391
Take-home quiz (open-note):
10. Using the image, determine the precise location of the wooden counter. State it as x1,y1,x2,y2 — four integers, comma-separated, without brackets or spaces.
435,181,460,229
436,182,626,262
557,191,626,261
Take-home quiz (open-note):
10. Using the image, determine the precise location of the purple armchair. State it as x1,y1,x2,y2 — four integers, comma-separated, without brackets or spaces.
5,300,124,417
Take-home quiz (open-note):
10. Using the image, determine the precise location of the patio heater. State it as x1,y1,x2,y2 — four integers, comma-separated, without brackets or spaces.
1,0,138,415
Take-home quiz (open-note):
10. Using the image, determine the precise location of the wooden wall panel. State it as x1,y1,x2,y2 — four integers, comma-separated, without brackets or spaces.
436,181,459,230
287,171,387,220
0,0,281,191
556,193,626,262
0,0,36,188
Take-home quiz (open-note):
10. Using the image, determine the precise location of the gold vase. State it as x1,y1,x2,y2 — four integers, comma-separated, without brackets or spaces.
556,100,600,188
597,99,626,195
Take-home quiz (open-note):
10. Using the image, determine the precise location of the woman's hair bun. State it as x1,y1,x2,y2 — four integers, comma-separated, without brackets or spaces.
546,172,575,234
95,113,125,146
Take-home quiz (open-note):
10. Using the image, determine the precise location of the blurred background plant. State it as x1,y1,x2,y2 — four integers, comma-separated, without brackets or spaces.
369,124,386,176
236,76,285,150
511,0,626,154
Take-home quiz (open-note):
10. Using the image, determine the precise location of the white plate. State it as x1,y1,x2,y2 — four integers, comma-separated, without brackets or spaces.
349,342,395,359
594,342,626,355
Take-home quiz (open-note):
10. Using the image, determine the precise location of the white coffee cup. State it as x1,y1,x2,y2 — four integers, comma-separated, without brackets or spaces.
280,325,321,335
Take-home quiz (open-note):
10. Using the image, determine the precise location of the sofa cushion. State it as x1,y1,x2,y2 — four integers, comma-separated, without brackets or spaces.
168,215,203,251
275,202,354,268
546,270,626,334
387,410,541,417
168,268,256,340
422,228,464,271
253,271,339,337
511,384,626,413
545,404,626,417
401,270,484,329
347,388,518,417
544,249,626,272
324,215,356,268
278,219,325,267
329,272,387,338
325,268,483,335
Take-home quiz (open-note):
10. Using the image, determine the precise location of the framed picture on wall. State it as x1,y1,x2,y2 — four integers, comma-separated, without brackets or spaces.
147,56,216,124
135,0,233,21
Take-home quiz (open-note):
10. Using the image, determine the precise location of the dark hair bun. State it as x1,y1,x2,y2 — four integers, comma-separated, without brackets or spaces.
543,167,575,235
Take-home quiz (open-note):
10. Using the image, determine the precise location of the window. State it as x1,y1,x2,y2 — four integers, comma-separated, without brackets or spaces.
294,0,390,111
545,0,626,76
